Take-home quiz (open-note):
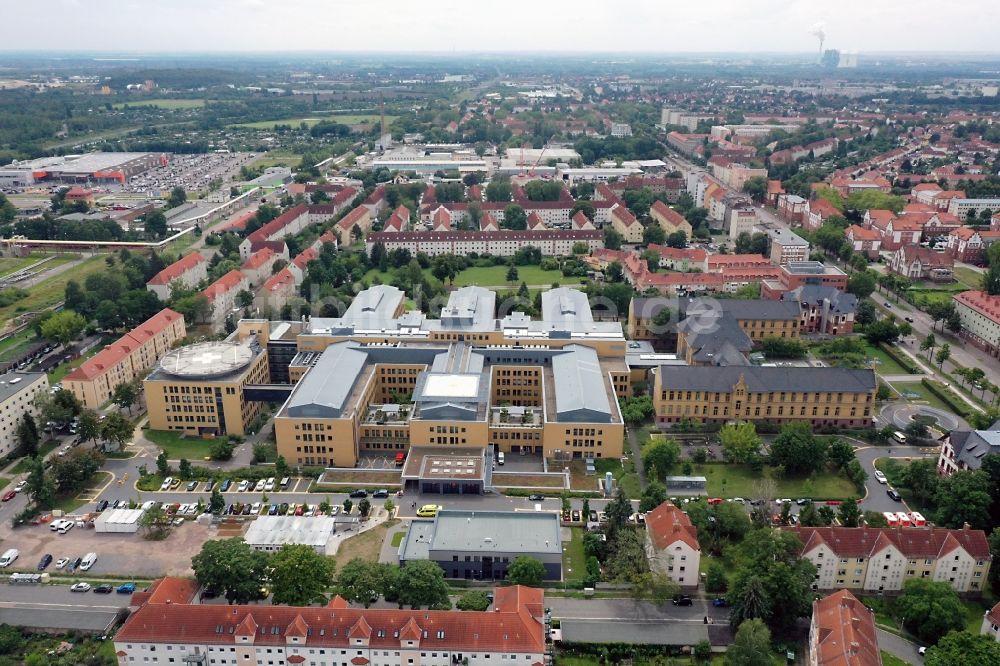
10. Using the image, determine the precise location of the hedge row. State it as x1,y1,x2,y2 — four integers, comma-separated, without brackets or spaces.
920,378,975,420
879,342,920,374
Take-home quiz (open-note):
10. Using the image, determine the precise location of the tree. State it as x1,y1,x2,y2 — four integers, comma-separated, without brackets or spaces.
728,530,815,632
156,451,169,477
838,499,862,527
49,449,103,494
642,438,681,480
98,412,133,450
855,300,877,326
77,409,100,444
144,210,168,238
337,559,384,607
847,271,877,298
642,223,666,246
358,498,371,518
827,438,856,470
925,631,1000,666
769,422,827,475
40,310,86,345
209,437,235,461
112,381,139,415
666,230,688,248
208,487,225,515
638,480,667,512
502,204,527,230
934,469,992,530
604,488,633,531
456,590,491,611
343,498,353,514
192,538,269,604
603,227,623,250
921,333,937,361
936,343,951,368
864,318,901,345
138,504,171,540
742,176,767,204
167,186,187,208
25,456,55,509
16,413,39,457
895,579,966,643
275,455,290,479
269,544,335,606
506,265,519,284
505,555,546,587
705,560,729,593
397,560,451,609
724,618,772,666
719,422,762,464
631,571,680,606
178,458,193,480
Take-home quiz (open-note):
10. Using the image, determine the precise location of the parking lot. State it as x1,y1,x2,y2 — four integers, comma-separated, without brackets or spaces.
121,152,257,195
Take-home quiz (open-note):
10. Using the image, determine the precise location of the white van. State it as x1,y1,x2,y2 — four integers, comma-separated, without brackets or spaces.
79,552,98,571
0,549,19,567
497,452,505,466
892,431,907,444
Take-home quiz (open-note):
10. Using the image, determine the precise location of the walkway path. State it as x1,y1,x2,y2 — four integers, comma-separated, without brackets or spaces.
626,428,647,489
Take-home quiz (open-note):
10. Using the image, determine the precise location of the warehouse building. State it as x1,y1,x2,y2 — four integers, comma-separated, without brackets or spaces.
0,152,164,187
398,510,563,580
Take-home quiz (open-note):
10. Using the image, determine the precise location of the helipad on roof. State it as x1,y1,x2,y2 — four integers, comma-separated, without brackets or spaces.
158,342,253,379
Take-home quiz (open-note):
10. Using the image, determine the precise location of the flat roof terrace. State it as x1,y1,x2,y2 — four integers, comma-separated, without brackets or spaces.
401,447,487,481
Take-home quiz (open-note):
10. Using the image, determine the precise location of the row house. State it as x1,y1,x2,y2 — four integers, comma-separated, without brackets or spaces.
64,309,186,410
334,205,373,245
646,244,708,272
887,246,954,282
239,204,310,260
802,198,841,232
114,577,545,666
846,225,882,259
365,229,603,258
145,252,208,301
788,526,991,594
201,269,250,333
649,200,692,240
946,227,1000,264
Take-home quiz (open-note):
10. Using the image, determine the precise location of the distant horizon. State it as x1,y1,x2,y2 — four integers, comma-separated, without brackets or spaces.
8,0,1000,55
2,49,1000,57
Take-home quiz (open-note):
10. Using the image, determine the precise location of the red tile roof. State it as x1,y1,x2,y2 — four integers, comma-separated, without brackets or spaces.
788,526,991,560
811,590,881,666
650,200,688,228
611,204,638,227
144,577,200,605
571,211,594,229
645,501,699,551
202,269,247,302
115,578,545,654
247,204,309,244
241,247,276,271
527,212,546,230
955,290,1000,323
262,267,296,293
847,225,880,241
147,252,206,286
64,308,183,381
338,205,369,230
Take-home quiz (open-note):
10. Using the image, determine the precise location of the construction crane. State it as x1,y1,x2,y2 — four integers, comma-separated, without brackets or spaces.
528,144,548,177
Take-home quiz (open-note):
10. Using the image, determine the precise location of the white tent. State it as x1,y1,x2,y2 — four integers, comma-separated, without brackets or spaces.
94,508,145,533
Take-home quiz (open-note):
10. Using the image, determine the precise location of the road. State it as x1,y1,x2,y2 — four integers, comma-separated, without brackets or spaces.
877,628,925,664
854,444,928,514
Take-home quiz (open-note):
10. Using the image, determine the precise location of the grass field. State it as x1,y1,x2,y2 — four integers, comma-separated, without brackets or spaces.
909,289,958,308
0,255,107,323
954,265,984,290
332,518,398,571
364,264,581,289
863,342,912,375
562,527,588,582
113,99,207,110
892,381,954,414
0,252,54,277
0,328,43,362
693,462,858,499
143,429,213,461
250,150,304,169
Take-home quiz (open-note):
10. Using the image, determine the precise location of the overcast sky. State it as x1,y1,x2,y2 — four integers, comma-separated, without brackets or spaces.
6,0,998,54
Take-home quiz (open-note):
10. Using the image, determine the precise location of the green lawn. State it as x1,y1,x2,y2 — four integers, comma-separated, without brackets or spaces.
692,462,858,499
364,264,581,289
113,98,207,109
909,289,959,308
863,342,912,375
880,651,912,666
0,252,54,277
594,457,641,499
0,255,107,323
562,527,588,583
954,265,984,290
250,150,304,170
891,381,955,414
143,429,213,461
0,328,43,362
8,441,61,474
390,531,405,548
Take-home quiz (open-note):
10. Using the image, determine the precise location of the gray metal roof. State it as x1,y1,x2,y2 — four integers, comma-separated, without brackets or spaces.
784,285,858,314
343,284,405,321
551,345,612,422
284,342,368,418
413,510,562,556
440,286,496,330
0,371,46,404
542,287,594,325
765,226,809,247
658,365,876,393
560,619,710,646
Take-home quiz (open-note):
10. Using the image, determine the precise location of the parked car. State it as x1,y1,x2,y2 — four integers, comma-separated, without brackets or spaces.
1,490,15,502
14,480,26,493
93,584,114,594
205,479,216,491
55,557,70,569
796,498,811,506
707,497,723,505
71,582,91,592
186,481,198,492
279,502,289,515
37,554,53,570
417,504,442,517
268,504,278,515
712,597,728,607
96,499,109,512
887,488,902,501
874,470,887,484
169,478,181,490
349,489,368,499
241,504,252,516
528,494,544,501
220,479,232,492
280,477,291,489
251,502,262,515
116,582,137,594
237,480,249,492
672,596,693,606
254,479,266,492
264,477,275,492
373,489,389,498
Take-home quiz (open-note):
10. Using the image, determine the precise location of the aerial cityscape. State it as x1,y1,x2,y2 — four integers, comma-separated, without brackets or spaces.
1,5,1000,666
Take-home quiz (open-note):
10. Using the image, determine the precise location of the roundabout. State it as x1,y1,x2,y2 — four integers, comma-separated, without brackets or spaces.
880,401,966,432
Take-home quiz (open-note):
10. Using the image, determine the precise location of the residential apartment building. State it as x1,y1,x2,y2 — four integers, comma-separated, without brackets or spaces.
808,590,882,666
789,526,992,594
644,501,700,588
937,428,1000,476
728,207,757,240
201,269,250,333
240,247,283,288
145,252,208,301
64,309,186,410
611,205,643,243
649,201,692,240
982,602,1000,643
239,204,310,260
0,371,48,457
954,290,1000,357
947,197,1000,220
627,297,671,342
761,261,849,298
334,205,373,245
653,365,876,428
777,194,808,224
781,286,857,336
365,229,603,258
946,227,1000,264
114,577,545,666
846,224,882,260
765,227,810,265
144,339,269,437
